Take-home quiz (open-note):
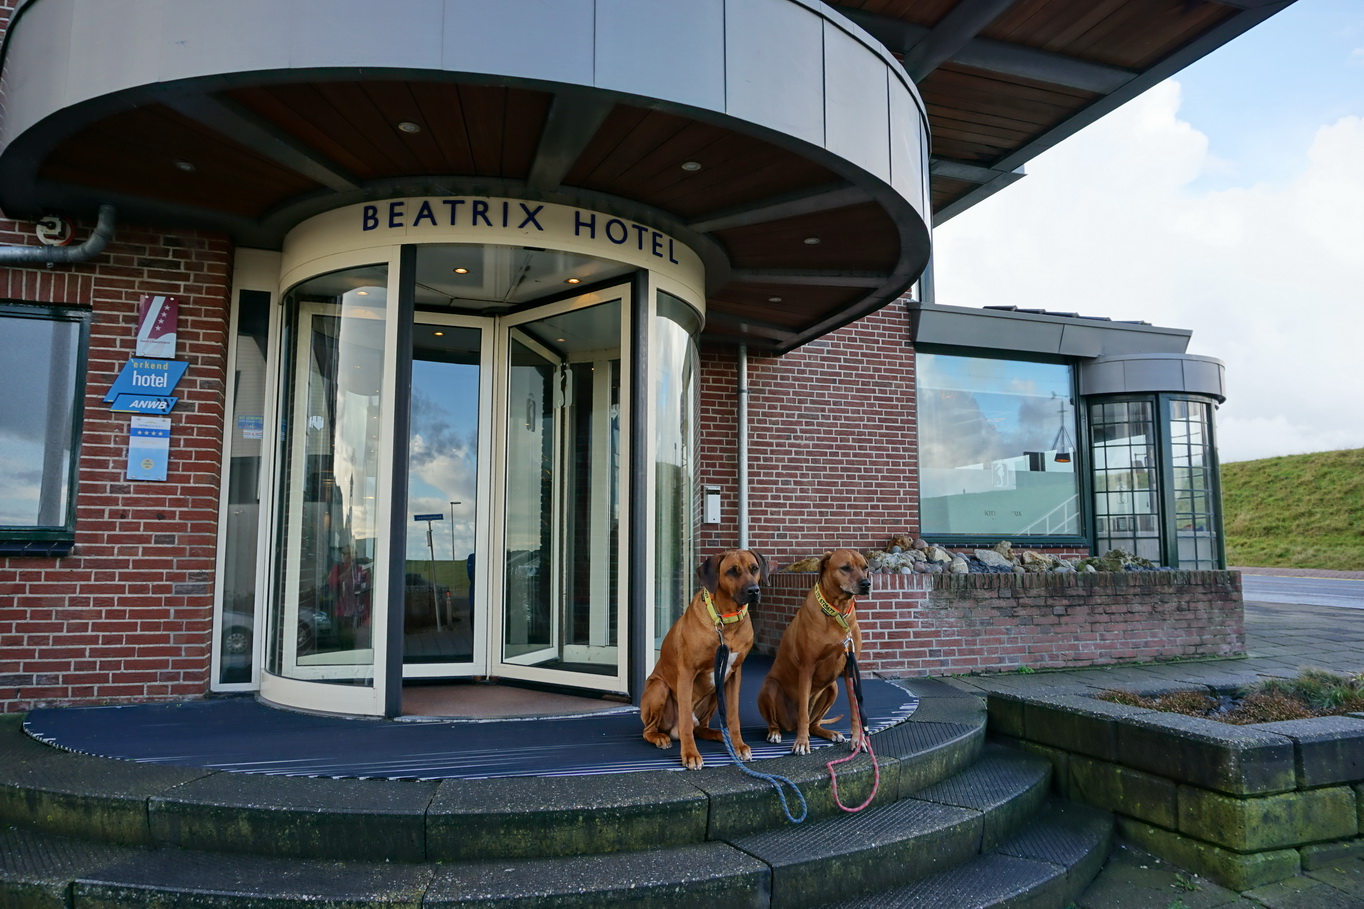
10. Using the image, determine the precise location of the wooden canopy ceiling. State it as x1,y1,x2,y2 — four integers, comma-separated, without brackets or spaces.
0,0,1295,352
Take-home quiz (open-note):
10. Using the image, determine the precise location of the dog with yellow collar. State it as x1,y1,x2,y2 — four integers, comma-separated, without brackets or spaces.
640,549,767,770
757,548,870,755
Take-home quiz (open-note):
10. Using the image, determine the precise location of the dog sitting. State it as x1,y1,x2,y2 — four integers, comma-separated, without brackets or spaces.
640,549,767,770
757,548,870,755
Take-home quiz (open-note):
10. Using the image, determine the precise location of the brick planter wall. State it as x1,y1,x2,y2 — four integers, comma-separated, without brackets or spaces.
0,219,232,713
757,569,1245,675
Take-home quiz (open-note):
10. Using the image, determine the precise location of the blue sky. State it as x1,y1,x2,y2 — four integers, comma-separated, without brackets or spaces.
933,1,1364,463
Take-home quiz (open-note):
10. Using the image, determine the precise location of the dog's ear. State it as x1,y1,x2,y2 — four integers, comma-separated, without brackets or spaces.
751,550,769,582
818,550,834,574
697,552,724,594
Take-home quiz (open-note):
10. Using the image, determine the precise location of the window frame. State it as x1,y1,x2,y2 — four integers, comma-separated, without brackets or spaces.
0,300,91,555
914,344,1090,549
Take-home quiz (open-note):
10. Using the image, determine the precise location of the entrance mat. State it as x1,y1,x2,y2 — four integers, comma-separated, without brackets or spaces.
22,665,917,780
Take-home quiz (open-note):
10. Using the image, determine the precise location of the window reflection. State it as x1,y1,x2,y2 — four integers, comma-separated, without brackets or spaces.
918,353,1079,536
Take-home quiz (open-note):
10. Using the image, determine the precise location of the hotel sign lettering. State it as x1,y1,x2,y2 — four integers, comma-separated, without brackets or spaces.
359,197,683,266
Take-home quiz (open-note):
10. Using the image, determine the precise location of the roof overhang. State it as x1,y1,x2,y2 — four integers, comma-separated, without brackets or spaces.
0,0,933,353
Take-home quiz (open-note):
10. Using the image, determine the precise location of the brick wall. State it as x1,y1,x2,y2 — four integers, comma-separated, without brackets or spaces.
757,569,1245,676
0,215,232,712
698,304,919,568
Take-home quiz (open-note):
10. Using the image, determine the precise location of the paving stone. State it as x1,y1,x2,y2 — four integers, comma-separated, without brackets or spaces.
1301,838,1364,870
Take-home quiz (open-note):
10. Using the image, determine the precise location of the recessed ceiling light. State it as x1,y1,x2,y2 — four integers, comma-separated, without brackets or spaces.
356,290,369,296
452,267,469,275
173,160,196,173
397,121,422,134
768,296,782,303
565,277,582,284
433,331,445,337
803,236,821,245
681,161,702,172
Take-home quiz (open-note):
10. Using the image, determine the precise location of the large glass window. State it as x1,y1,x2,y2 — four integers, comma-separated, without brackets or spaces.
653,292,700,653
1171,399,1221,569
918,352,1080,538
1091,400,1161,562
218,291,271,684
0,302,88,553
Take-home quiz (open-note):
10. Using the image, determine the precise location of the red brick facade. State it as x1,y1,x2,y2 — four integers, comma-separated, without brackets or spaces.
0,217,232,712
697,305,920,569
758,569,1245,675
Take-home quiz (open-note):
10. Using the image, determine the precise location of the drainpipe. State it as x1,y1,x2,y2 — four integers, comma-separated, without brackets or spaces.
737,344,749,550
0,205,116,265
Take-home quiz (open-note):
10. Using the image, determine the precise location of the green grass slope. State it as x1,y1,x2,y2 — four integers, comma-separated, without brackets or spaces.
1221,448,1364,570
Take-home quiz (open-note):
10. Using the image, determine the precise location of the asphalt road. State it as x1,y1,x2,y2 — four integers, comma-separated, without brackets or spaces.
1241,573,1364,610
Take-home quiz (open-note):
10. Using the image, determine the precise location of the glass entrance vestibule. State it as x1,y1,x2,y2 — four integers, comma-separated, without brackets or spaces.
213,200,705,717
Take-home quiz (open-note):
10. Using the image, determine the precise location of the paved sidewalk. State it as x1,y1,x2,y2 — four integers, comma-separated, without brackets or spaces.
937,596,1364,908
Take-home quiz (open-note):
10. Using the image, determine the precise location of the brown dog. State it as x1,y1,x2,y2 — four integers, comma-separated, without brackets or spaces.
640,549,767,770
757,548,870,755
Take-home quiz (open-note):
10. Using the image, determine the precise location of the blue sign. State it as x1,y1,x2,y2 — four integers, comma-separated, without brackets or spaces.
126,417,171,481
413,513,444,522
104,358,188,403
110,394,179,414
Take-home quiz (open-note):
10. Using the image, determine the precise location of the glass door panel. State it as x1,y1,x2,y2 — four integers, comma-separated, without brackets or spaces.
270,269,389,689
497,292,625,686
404,319,486,671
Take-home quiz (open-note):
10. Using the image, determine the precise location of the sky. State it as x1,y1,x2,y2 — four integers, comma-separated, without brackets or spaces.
931,1,1364,464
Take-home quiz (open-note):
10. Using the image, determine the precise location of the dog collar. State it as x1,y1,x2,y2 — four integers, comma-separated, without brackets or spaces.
813,583,854,632
702,588,748,626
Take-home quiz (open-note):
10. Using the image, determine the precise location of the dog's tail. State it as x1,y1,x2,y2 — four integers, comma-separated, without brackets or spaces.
824,713,844,724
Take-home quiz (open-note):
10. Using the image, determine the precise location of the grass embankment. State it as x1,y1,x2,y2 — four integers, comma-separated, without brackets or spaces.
1221,447,1364,570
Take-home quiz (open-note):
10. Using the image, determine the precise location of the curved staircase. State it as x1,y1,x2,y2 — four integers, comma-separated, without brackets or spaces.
0,678,1111,907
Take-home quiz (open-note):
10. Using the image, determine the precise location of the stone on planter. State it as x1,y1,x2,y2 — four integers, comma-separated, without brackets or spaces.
1117,711,1296,796
1177,784,1357,852
1069,754,1178,829
1117,818,1301,891
1255,715,1364,788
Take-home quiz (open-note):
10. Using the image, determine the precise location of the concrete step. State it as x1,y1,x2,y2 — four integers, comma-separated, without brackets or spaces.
730,744,1053,908
0,698,984,861
815,800,1114,909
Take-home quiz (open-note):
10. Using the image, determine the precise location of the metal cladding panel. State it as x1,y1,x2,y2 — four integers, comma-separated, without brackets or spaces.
1181,357,1227,400
0,0,71,146
595,0,726,111
161,1,293,77
823,19,890,183
1057,324,1105,358
1077,359,1126,397
1125,357,1187,393
888,77,926,213
725,0,825,147
1078,354,1226,400
444,0,595,86
286,0,445,69
65,0,164,98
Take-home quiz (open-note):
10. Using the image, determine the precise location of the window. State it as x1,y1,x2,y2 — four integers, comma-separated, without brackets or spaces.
0,302,89,554
918,352,1080,538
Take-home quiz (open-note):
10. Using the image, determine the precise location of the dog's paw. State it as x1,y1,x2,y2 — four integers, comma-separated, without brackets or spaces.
766,730,783,744
792,739,811,756
643,732,673,750
850,735,864,752
681,750,704,770
734,741,753,761
829,731,847,744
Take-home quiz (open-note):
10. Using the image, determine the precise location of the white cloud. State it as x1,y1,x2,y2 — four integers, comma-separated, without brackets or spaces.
933,81,1364,464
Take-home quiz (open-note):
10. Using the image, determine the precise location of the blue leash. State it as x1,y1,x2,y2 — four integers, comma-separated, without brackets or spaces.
713,640,808,824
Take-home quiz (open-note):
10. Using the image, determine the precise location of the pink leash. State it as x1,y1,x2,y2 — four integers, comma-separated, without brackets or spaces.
826,649,879,812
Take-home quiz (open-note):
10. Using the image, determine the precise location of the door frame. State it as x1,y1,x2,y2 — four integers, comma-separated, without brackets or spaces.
487,283,632,693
